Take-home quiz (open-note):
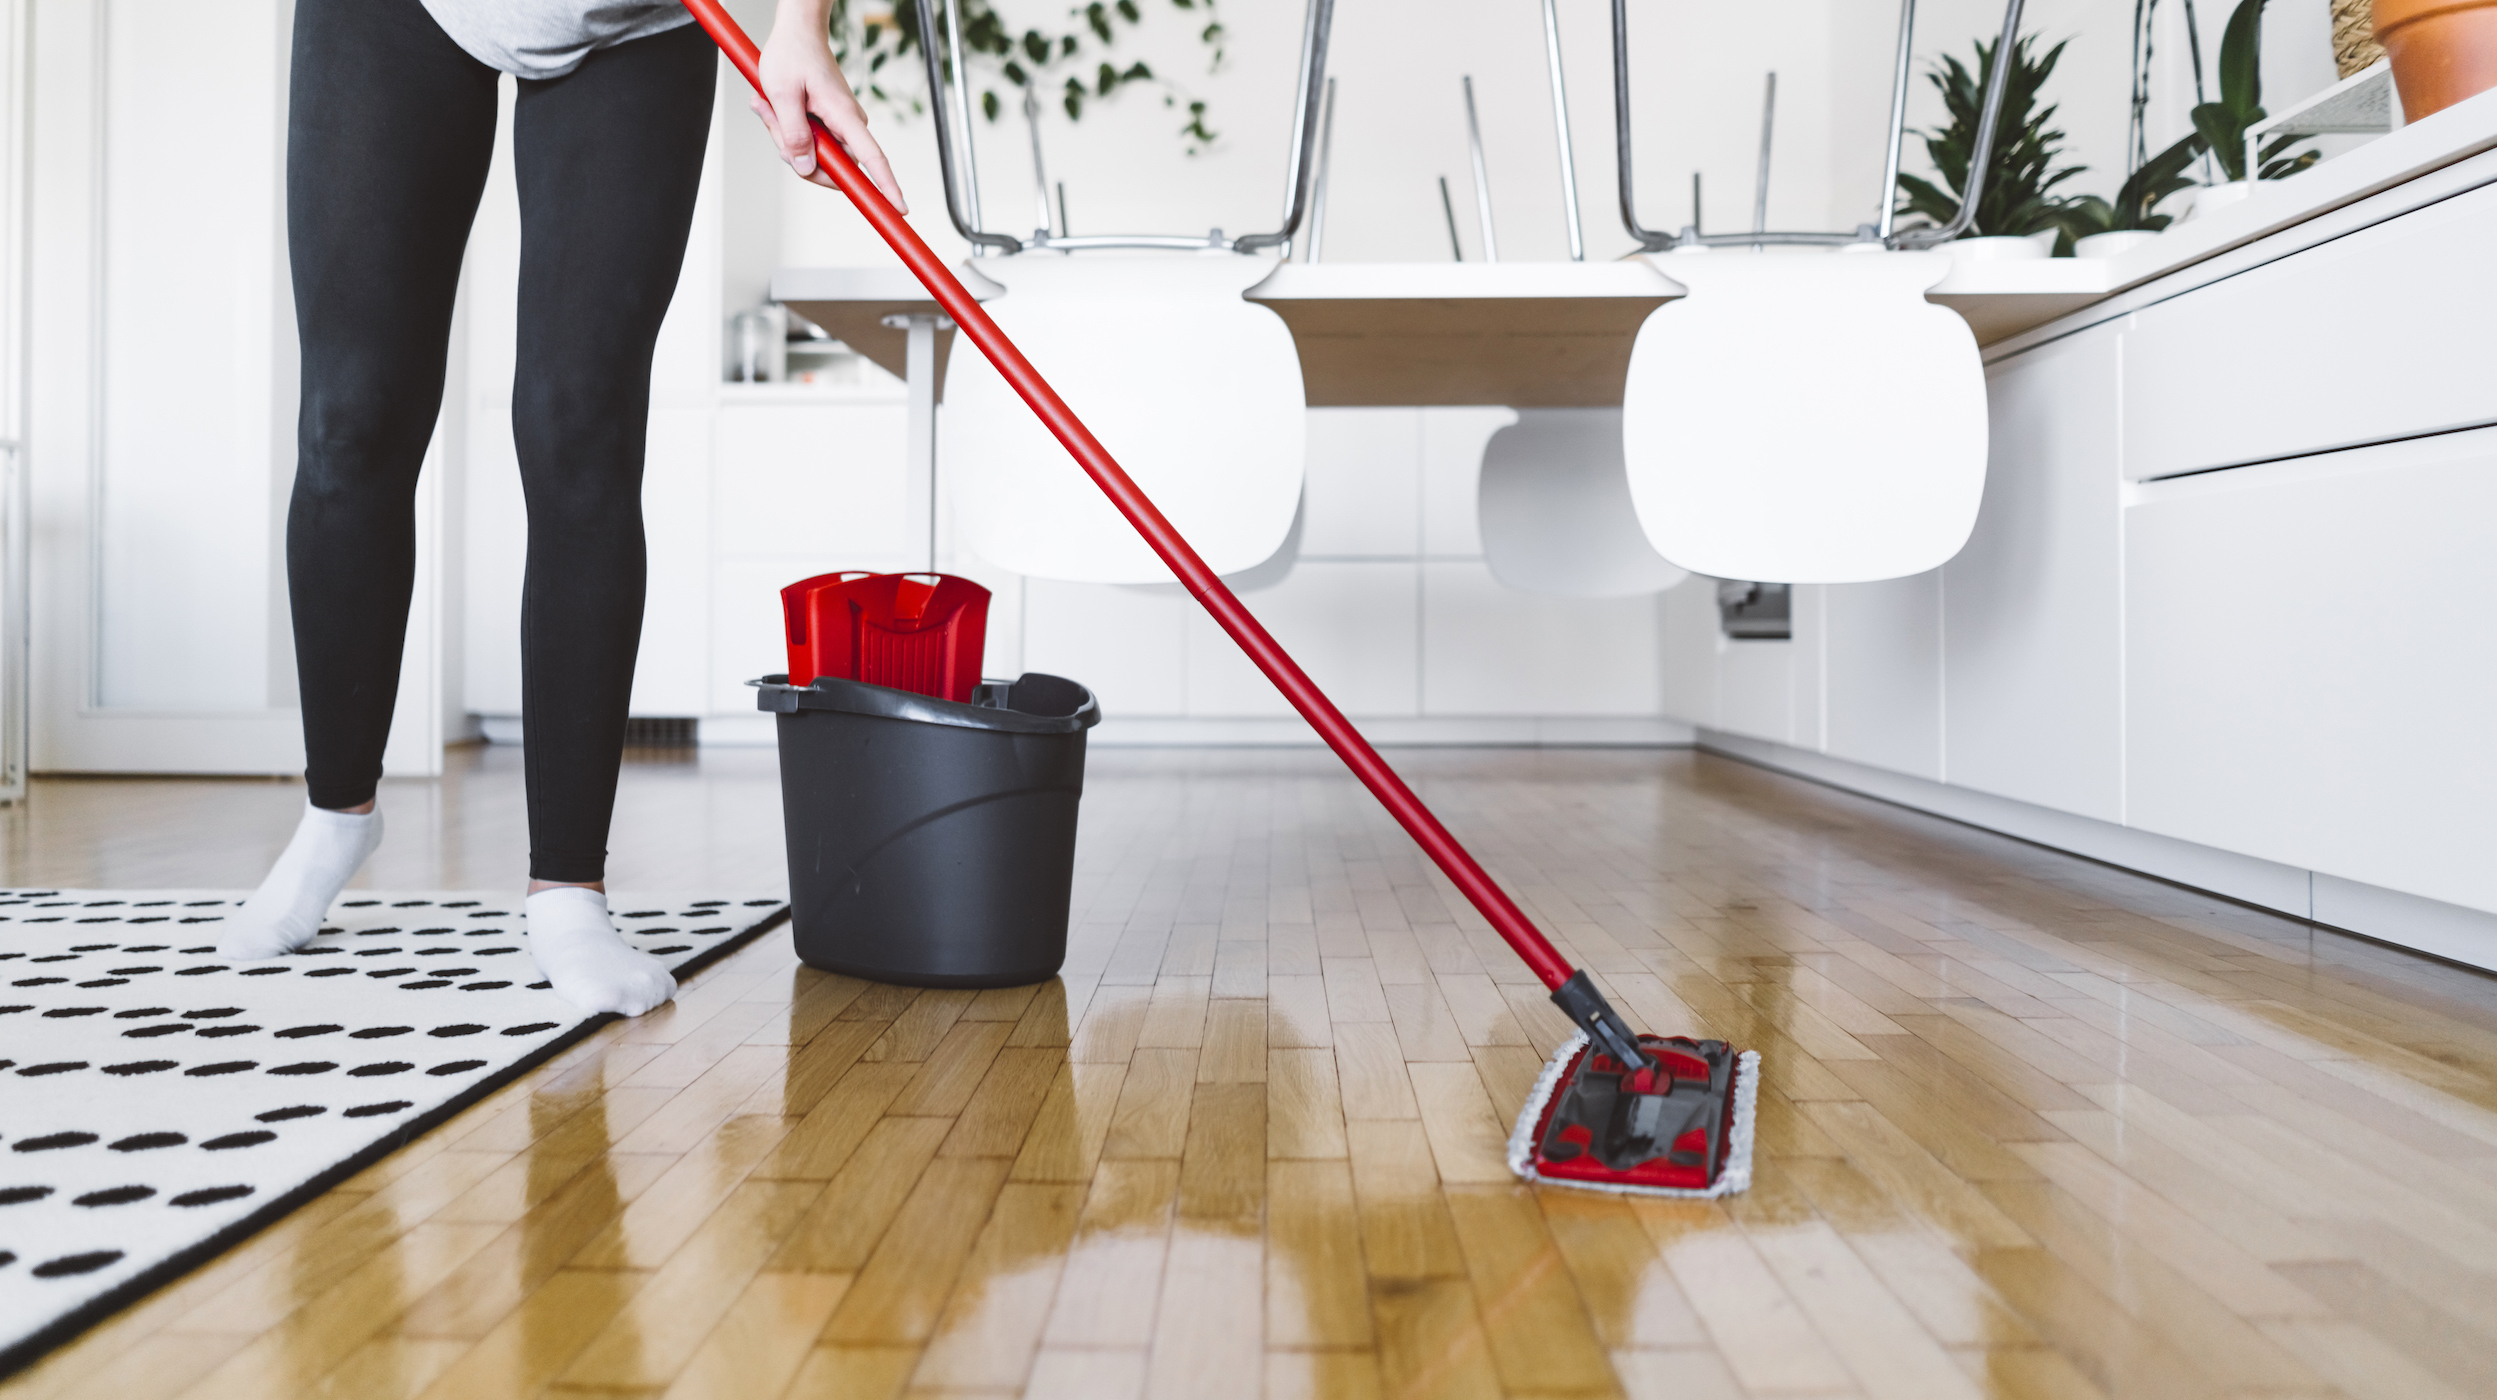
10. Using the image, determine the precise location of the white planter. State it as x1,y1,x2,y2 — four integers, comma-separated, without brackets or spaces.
2074,229,2161,258
2188,181,2253,220
1945,233,2051,261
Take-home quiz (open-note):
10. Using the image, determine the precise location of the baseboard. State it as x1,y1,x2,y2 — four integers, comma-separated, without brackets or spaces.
1697,728,2497,976
2312,873,2497,974
481,714,773,749
698,713,1695,749
697,714,775,748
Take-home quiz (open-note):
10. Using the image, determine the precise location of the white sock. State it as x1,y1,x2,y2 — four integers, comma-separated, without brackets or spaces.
526,887,677,1017
218,802,384,960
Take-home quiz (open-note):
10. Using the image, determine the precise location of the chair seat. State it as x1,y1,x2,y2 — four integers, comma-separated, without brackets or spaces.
941,253,1307,584
1621,250,1986,584
1480,408,1690,598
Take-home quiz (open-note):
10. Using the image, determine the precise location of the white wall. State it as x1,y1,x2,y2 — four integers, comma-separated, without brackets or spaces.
779,0,2351,277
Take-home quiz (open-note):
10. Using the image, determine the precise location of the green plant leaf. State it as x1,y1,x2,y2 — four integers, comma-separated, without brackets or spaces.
1897,31,2088,241
2099,130,2207,228
1893,172,1964,227
2218,0,2266,114
2191,102,2248,181
2056,194,2115,237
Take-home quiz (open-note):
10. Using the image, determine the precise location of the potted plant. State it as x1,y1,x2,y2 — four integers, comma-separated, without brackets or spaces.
2188,0,2321,216
2056,130,2203,256
1896,32,2092,256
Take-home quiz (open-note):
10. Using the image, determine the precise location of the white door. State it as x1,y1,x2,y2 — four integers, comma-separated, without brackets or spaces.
24,0,444,777
0,0,29,798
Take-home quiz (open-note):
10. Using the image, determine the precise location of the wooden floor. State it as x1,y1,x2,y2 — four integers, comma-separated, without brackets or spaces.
7,744,2497,1399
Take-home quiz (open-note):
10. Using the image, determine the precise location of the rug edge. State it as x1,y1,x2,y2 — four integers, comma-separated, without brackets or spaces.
0,901,791,1382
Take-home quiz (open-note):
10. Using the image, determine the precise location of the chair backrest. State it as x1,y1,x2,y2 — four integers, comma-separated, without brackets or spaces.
780,572,991,702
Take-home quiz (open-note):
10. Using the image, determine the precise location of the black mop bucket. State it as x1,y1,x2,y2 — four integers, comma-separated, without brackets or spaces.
755,671,1100,988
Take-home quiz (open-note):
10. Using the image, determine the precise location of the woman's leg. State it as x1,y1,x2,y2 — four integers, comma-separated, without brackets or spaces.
508,22,714,1013
225,0,500,959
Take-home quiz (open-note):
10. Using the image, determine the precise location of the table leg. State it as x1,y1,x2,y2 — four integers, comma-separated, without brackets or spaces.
884,311,951,575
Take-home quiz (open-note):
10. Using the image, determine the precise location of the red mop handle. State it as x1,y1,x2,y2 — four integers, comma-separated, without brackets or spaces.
687,1,1574,992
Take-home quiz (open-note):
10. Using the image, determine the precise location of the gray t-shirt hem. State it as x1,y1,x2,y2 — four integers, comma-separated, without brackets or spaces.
421,0,697,80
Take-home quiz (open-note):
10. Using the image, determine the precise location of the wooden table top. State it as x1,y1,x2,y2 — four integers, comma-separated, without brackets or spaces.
774,258,2118,410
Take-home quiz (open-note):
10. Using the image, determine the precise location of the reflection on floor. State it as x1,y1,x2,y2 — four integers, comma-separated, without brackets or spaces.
8,745,2497,1399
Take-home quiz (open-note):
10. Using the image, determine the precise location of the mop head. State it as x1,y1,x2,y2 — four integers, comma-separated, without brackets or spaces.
1507,1032,1760,1198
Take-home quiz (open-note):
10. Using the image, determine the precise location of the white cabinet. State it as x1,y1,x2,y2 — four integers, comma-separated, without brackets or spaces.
1419,409,1515,556
2125,426,2497,915
709,558,803,712
1420,562,1657,716
1648,154,2497,952
631,407,714,717
1656,578,1812,748
1301,410,1420,557
1658,578,1720,730
1193,562,1420,717
711,398,912,561
2122,179,2497,481
1003,407,1666,734
702,394,913,711
1940,328,2125,822
1022,579,1188,716
1823,573,1943,781
1713,634,1800,748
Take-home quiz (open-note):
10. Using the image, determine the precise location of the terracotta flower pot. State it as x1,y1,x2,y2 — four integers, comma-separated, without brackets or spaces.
2375,0,2497,118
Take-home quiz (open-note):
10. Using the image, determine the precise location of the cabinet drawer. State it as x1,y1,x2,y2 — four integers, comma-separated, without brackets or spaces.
2123,180,2497,481
2124,426,2497,913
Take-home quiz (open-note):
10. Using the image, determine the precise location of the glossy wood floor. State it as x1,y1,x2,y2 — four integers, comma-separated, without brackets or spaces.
7,744,2497,1399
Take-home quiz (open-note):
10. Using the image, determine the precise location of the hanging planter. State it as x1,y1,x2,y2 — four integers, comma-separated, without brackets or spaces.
2375,0,2497,117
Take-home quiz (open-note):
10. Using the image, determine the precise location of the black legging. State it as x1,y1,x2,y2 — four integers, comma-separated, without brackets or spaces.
287,0,711,882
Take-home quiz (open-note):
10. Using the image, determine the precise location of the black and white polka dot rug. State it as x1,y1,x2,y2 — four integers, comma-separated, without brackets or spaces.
0,889,789,1377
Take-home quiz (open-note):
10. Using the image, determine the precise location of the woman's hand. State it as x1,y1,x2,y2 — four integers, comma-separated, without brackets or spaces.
753,0,907,211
